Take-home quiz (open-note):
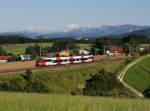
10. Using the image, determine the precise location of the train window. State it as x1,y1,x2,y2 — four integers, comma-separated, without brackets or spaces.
45,59,52,62
63,60,66,62
84,58,88,60
75,58,80,61
89,57,93,59
52,60,57,63
64,59,69,62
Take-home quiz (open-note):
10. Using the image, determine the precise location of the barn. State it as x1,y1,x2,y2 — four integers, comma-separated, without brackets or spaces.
79,49,90,55
109,47,124,53
58,50,73,57
0,56,10,63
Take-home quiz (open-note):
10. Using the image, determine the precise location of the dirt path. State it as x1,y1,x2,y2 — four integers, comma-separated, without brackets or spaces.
0,60,35,72
118,55,150,98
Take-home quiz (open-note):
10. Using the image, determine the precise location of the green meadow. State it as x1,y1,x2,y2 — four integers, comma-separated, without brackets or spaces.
2,43,53,55
124,56,150,93
2,43,91,55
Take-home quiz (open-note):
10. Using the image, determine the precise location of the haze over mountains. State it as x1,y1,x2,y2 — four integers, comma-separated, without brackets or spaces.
0,24,150,38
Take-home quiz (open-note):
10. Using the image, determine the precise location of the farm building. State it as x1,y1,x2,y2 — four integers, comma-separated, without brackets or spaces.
79,49,90,55
109,47,123,53
19,54,31,61
58,50,73,57
0,56,10,63
106,46,124,56
106,46,124,53
44,53,56,57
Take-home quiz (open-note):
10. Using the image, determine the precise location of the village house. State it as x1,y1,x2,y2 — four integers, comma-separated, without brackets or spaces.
0,56,10,63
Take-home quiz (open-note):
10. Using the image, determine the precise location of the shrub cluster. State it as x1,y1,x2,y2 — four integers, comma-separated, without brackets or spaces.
0,70,49,93
83,69,126,97
144,85,150,98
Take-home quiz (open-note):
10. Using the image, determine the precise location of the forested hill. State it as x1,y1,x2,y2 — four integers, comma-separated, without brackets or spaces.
125,28,150,37
0,34,150,44
0,35,52,44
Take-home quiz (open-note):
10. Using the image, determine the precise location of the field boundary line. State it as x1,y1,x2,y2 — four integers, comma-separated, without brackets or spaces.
118,54,150,98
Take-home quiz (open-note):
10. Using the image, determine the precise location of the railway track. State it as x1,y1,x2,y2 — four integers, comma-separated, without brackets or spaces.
0,57,127,74
0,62,98,74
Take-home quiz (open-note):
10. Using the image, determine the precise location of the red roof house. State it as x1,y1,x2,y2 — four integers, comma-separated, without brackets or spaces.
109,47,124,53
0,56,10,63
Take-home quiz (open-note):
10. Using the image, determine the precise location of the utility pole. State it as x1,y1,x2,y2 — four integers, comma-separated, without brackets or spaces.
103,45,106,55
40,46,42,57
67,44,69,51
124,43,132,56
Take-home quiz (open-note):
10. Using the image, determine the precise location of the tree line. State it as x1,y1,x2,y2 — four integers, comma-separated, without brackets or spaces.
0,34,150,57
91,35,150,55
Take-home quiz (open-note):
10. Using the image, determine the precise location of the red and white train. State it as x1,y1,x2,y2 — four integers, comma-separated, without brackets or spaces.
36,55,95,67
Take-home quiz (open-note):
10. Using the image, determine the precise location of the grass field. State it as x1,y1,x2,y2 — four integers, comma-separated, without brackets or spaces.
77,43,91,49
2,43,53,55
2,43,91,55
0,92,149,111
124,56,150,93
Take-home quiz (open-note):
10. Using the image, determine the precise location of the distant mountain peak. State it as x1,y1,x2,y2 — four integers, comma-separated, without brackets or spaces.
0,24,149,38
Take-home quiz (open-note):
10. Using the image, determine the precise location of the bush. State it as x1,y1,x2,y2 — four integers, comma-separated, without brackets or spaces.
144,85,150,98
23,69,49,93
0,70,49,93
124,58,132,65
26,79,49,93
83,69,120,96
10,78,27,91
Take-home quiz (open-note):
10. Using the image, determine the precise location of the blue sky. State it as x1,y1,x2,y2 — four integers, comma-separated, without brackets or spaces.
0,0,150,32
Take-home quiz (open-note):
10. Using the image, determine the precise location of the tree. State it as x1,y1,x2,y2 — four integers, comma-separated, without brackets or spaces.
34,44,41,56
25,46,36,57
83,69,120,96
21,69,33,84
90,45,96,54
21,69,49,93
122,35,147,54
51,40,79,51
25,44,41,58
43,46,53,53
0,46,7,56
92,37,113,55
144,85,150,98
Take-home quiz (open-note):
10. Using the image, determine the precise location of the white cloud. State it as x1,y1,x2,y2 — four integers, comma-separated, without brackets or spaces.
67,23,81,29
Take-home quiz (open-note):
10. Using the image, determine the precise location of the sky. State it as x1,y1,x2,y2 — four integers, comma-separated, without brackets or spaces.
0,0,150,32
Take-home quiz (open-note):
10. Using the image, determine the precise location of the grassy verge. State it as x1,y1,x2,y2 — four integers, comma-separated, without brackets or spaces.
124,56,150,93
0,92,149,111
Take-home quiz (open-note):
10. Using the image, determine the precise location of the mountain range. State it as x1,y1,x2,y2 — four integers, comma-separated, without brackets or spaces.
0,24,150,38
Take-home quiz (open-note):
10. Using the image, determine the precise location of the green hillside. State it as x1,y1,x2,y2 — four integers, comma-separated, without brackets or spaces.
0,60,124,94
0,92,149,111
124,55,150,93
